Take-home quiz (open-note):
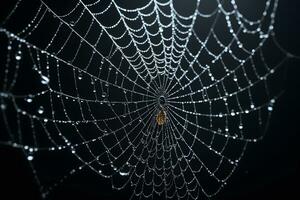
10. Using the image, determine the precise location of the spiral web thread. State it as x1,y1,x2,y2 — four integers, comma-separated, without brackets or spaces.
0,0,295,199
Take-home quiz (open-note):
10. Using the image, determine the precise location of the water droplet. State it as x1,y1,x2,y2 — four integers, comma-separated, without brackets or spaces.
230,110,235,116
15,53,22,61
111,165,117,171
270,99,275,104
41,75,49,85
159,27,163,32
25,96,33,103
0,104,7,110
119,171,129,176
38,106,44,114
70,21,75,26
27,155,34,161
268,106,273,111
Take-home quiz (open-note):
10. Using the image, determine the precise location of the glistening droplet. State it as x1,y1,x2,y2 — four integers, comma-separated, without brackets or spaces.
268,106,273,111
70,21,75,26
27,155,34,161
25,97,33,103
119,171,129,176
41,75,49,85
0,104,7,110
15,52,22,60
159,27,163,32
38,106,44,114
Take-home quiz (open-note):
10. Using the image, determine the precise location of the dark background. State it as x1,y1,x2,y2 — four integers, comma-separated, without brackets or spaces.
0,0,300,200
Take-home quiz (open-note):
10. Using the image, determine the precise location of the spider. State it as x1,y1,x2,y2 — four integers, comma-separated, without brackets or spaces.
156,109,167,125
156,96,167,125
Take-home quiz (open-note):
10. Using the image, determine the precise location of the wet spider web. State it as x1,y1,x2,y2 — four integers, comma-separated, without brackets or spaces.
0,0,296,199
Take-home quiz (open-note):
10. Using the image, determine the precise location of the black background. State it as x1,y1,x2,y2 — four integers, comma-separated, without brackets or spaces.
0,0,300,200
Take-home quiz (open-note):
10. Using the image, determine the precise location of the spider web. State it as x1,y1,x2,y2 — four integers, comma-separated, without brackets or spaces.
0,0,295,199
